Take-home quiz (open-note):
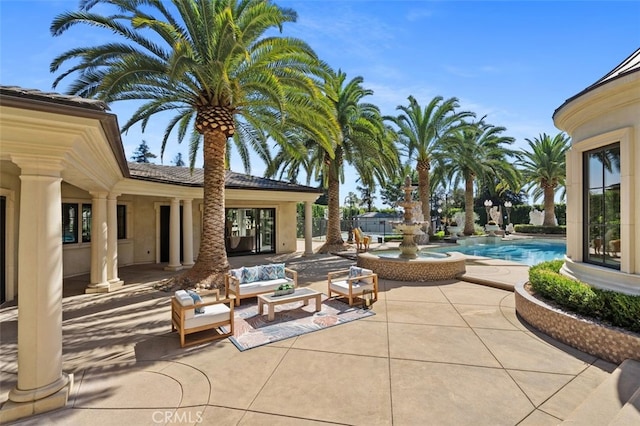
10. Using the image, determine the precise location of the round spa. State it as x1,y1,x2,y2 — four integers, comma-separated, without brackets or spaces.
357,250,466,281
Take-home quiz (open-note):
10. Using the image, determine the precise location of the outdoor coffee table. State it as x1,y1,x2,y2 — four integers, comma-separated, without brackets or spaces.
257,287,322,321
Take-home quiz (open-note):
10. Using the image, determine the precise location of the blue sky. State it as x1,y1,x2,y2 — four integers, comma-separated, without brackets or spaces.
1,1,639,207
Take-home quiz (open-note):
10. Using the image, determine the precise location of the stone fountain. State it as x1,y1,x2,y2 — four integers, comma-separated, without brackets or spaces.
393,176,426,259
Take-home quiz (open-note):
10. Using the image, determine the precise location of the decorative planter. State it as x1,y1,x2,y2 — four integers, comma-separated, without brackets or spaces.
514,281,640,364
274,288,295,297
485,224,500,236
448,226,462,240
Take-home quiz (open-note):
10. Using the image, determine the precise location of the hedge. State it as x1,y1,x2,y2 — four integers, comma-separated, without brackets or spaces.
529,260,640,333
514,225,566,234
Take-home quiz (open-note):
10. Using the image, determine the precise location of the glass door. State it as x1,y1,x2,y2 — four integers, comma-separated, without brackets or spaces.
258,209,275,253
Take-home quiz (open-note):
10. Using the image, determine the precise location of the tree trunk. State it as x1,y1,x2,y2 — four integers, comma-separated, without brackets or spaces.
318,170,344,253
543,184,556,226
464,177,475,235
175,129,230,290
417,159,430,243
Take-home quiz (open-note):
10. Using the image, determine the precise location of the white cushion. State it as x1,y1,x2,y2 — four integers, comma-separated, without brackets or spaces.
184,303,231,329
234,278,291,294
330,279,374,295
175,290,195,319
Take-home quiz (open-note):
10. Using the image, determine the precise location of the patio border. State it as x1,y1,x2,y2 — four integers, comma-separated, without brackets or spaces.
514,281,640,364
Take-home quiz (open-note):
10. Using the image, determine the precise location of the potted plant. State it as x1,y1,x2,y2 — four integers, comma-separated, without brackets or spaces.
274,283,295,296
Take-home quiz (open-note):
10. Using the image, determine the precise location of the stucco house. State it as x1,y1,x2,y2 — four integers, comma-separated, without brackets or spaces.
553,48,640,296
0,85,320,421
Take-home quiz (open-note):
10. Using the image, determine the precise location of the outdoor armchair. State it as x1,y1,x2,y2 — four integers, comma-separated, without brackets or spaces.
328,266,378,307
171,289,234,348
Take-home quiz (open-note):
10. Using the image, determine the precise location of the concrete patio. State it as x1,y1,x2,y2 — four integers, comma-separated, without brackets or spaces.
0,242,618,425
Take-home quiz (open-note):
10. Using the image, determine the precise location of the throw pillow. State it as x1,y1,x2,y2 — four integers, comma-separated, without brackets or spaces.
187,290,205,314
274,263,286,279
241,266,259,283
259,264,279,281
349,266,363,278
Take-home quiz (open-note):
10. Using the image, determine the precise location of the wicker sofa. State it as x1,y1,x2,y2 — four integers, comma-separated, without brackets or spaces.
224,263,298,306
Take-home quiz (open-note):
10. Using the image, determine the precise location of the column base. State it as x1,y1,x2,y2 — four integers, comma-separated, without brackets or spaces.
85,280,123,294
181,262,194,269
0,373,73,423
164,264,183,272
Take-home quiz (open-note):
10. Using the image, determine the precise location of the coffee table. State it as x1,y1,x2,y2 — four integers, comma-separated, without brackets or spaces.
257,287,322,321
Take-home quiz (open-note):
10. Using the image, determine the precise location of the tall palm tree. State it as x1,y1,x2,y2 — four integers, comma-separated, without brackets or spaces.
436,120,519,235
266,69,397,251
50,0,336,289
386,96,473,239
518,133,571,227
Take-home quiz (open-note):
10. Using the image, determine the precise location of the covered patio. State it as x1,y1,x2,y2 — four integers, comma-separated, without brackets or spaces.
0,247,619,425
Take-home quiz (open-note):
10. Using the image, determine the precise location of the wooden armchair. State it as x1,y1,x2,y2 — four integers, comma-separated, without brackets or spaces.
171,289,234,348
328,266,378,306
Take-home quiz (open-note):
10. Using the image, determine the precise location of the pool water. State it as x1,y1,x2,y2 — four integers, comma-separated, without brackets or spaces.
427,239,566,266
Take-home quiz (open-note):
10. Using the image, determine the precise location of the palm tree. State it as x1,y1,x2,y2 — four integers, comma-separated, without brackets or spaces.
266,69,397,251
518,133,571,227
50,0,336,289
386,96,474,239
436,120,519,235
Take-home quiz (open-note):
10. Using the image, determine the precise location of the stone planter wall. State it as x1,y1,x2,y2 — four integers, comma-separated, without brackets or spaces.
514,281,640,364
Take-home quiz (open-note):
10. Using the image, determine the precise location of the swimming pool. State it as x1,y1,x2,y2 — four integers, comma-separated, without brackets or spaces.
427,239,566,266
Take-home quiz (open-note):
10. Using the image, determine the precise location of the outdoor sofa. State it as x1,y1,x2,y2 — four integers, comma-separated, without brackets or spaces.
224,263,298,305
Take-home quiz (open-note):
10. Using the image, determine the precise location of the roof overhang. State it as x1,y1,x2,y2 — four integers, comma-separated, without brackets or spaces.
0,92,129,192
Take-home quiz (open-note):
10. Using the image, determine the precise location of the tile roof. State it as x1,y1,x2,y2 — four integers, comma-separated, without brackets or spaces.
554,48,640,116
128,162,322,193
0,85,109,111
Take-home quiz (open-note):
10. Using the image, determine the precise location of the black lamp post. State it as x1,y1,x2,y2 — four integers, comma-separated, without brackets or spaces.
484,199,493,224
345,196,354,243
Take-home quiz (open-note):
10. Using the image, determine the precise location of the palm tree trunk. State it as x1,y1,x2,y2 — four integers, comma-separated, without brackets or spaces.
417,160,431,243
464,177,475,235
318,171,344,253
543,184,556,226
179,130,230,289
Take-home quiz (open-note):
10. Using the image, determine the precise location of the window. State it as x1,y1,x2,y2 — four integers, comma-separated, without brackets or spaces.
82,203,92,242
117,205,127,239
62,203,78,244
583,143,621,269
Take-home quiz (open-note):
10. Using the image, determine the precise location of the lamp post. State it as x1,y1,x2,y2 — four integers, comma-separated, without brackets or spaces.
344,196,354,243
437,207,443,231
484,199,493,224
504,201,513,226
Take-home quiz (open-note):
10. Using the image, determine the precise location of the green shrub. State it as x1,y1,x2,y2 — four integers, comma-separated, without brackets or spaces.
529,260,640,332
514,225,566,234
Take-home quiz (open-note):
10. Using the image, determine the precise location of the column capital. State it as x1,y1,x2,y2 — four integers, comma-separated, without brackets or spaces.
89,191,108,199
107,192,121,200
10,155,65,177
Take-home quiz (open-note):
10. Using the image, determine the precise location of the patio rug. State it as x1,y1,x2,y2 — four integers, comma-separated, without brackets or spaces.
221,295,375,351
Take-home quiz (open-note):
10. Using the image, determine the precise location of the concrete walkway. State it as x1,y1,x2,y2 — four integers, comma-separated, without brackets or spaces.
0,244,617,425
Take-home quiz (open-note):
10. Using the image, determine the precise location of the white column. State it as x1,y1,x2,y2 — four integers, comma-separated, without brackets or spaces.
165,198,182,271
1,158,72,422
86,192,109,293
106,193,123,288
182,199,194,268
304,201,313,256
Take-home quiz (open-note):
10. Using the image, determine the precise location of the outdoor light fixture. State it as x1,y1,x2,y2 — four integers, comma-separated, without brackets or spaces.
504,201,512,222
362,289,375,310
484,199,493,224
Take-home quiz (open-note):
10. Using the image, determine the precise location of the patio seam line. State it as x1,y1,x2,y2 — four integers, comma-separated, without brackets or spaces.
242,335,297,422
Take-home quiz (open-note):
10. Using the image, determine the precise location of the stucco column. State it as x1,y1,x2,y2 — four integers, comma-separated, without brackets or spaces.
182,198,194,268
304,201,313,256
106,193,123,288
1,158,72,422
86,192,109,293
165,198,182,271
